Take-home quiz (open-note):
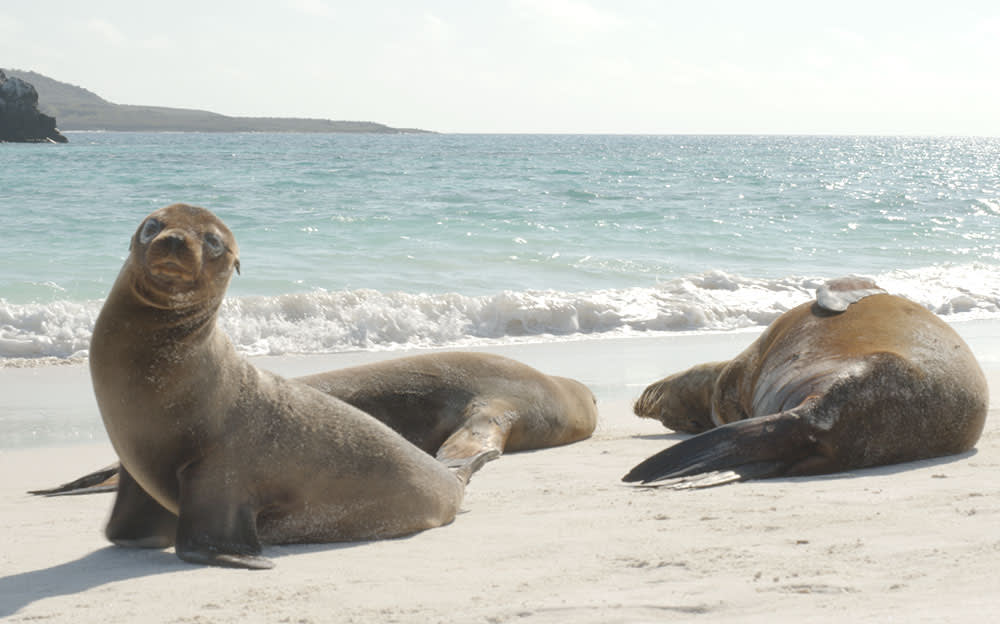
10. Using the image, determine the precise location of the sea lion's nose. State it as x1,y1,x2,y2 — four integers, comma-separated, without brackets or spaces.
161,233,187,252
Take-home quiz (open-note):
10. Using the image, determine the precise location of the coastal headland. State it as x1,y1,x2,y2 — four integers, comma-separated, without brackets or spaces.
2,69,430,134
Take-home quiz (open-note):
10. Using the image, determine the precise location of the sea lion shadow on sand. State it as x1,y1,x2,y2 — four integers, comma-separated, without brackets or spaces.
630,432,692,443
0,537,383,617
0,548,179,618
818,448,978,479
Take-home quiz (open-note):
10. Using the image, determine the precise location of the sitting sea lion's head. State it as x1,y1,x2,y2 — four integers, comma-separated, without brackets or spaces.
126,203,240,310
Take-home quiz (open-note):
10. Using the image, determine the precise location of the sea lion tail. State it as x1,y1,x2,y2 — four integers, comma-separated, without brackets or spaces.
622,407,817,488
28,463,120,496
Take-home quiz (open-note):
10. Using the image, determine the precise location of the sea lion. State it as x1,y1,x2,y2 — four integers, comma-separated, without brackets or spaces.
88,203,494,569
33,352,598,495
624,277,989,488
298,352,598,465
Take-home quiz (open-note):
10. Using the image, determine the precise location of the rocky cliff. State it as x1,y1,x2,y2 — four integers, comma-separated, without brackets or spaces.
0,70,68,143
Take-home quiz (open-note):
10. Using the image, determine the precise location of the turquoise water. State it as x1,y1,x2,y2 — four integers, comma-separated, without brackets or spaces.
2,133,999,359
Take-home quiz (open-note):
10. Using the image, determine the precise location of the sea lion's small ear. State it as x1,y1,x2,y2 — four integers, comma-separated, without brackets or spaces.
234,259,241,276
816,277,886,313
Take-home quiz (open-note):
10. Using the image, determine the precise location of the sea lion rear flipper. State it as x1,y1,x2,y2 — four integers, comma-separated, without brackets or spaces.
622,405,821,488
435,398,518,467
28,463,121,496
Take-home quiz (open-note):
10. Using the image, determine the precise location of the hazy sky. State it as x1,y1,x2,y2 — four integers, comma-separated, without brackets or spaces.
3,1,999,134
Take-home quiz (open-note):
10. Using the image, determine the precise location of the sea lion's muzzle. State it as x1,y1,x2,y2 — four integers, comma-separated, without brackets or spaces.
146,230,201,283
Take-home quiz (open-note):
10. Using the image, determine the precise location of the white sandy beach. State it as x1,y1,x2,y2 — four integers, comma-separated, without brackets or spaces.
2,324,999,623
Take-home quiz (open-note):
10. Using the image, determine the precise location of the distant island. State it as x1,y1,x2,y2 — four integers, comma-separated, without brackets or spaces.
2,69,431,134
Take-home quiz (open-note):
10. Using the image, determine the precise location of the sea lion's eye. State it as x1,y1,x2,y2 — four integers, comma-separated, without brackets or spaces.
204,232,226,258
139,219,162,245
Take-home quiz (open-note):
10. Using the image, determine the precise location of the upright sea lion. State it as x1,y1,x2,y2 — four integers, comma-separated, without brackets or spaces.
34,352,598,494
624,277,989,488
88,203,494,569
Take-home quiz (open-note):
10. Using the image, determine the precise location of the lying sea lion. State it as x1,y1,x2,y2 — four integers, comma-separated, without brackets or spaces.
624,277,989,488
86,203,495,569
297,352,598,465
34,352,598,494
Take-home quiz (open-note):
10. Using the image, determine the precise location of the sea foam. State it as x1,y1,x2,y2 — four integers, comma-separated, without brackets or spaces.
3,264,998,364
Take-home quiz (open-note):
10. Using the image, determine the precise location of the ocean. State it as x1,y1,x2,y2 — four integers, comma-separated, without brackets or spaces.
2,132,999,363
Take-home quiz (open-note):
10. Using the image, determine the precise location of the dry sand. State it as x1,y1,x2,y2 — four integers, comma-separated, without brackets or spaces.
2,327,999,623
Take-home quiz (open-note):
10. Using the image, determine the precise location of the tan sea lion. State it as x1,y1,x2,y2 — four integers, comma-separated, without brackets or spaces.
624,277,989,488
33,352,598,495
88,203,495,569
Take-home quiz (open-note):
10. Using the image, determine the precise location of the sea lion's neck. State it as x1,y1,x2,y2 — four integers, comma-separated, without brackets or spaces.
142,299,221,345
113,263,227,342
111,288,220,344
90,270,231,384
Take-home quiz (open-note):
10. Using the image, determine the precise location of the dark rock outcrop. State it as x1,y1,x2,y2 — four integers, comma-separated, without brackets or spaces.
0,70,68,143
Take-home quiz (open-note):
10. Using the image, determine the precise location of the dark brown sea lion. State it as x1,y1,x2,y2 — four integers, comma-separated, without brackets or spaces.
624,277,989,488
297,352,598,465
87,203,494,569
33,352,598,495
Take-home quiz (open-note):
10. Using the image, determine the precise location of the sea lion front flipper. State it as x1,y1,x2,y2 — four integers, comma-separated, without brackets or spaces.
435,398,518,468
622,403,825,487
29,463,121,496
174,462,273,570
105,466,177,549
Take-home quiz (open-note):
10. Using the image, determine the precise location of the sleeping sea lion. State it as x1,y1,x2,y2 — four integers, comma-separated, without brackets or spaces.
297,351,597,465
87,203,495,569
624,277,989,488
34,352,598,494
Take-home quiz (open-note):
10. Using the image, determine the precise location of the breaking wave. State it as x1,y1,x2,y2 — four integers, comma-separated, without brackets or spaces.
3,264,999,364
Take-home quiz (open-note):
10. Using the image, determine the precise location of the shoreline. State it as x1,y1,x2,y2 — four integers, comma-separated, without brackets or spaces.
4,318,1000,450
1,323,999,622
0,327,762,450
